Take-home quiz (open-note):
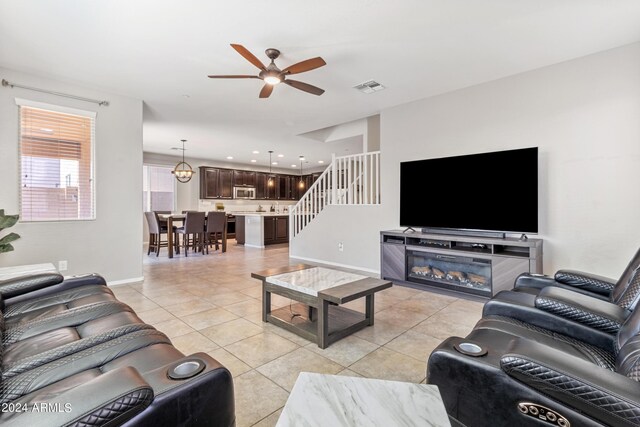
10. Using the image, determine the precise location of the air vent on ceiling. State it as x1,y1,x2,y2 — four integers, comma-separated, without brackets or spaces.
353,80,385,94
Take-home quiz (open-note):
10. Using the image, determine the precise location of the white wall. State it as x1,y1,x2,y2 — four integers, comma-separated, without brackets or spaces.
0,67,144,283
292,43,640,277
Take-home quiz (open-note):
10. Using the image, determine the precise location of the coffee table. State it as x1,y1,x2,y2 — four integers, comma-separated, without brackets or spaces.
276,372,451,427
251,264,392,349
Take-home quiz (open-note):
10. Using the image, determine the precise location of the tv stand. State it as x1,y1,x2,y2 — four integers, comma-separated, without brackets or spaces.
402,227,417,233
380,230,543,298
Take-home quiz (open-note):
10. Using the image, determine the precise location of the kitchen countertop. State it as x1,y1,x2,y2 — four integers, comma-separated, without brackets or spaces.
233,212,289,216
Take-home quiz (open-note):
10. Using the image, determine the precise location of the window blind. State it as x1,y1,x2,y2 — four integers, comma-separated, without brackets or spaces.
143,165,175,212
19,105,95,221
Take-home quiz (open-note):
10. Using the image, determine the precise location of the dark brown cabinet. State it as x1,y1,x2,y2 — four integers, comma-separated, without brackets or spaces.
264,216,289,245
200,166,325,200
199,167,233,199
233,170,256,187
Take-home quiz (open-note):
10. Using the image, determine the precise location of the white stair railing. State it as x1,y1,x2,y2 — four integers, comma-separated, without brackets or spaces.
290,151,380,237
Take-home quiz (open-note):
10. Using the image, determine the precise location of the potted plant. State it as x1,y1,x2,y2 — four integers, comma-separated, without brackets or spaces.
0,209,20,253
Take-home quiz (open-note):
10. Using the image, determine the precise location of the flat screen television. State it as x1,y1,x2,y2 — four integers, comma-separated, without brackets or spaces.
400,147,538,234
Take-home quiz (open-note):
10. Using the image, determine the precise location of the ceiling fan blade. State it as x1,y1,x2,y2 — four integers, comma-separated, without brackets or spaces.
283,79,325,96
282,57,326,75
230,44,266,71
208,75,260,79
259,84,274,98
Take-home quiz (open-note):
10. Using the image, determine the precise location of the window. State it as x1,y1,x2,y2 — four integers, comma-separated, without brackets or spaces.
143,165,175,212
18,100,96,222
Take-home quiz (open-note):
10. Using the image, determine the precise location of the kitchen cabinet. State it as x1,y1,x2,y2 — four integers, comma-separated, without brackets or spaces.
199,167,233,199
233,170,256,187
255,172,277,200
264,216,289,245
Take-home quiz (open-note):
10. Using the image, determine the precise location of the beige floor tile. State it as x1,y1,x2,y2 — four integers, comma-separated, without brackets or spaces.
349,347,427,383
380,285,422,300
384,329,444,362
428,306,482,328
163,299,217,317
224,298,263,317
304,335,379,366
225,332,299,368
412,316,476,340
147,292,200,307
353,319,409,345
118,295,161,313
257,348,344,391
207,348,251,377
374,307,430,328
136,307,176,324
233,370,289,427
252,409,283,427
181,307,239,330
200,318,263,346
261,322,314,347
238,286,263,299
391,297,451,316
210,291,254,307
447,298,485,317
152,318,195,339
337,368,364,378
170,331,219,354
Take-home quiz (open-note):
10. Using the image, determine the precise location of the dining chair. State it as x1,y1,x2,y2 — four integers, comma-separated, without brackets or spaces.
174,211,206,256
205,211,227,254
144,211,169,256
153,210,172,233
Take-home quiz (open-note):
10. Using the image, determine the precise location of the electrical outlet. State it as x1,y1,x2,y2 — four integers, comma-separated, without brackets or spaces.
58,260,68,271
338,242,344,252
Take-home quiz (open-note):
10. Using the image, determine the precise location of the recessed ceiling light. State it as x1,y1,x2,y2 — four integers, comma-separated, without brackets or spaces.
252,150,259,154
226,156,233,160
299,157,305,161
291,164,297,167
277,154,284,158
272,161,278,165
250,159,257,163
318,160,325,164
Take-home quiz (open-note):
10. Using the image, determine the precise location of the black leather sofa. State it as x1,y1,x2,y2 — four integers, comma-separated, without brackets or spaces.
0,272,235,427
428,251,640,427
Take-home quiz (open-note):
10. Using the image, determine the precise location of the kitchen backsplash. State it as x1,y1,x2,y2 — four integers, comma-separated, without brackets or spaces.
198,199,296,214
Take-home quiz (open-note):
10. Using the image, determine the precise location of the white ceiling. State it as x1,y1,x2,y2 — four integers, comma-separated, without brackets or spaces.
2,0,640,167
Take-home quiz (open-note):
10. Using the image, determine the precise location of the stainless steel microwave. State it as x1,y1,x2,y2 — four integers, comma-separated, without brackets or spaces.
233,186,256,199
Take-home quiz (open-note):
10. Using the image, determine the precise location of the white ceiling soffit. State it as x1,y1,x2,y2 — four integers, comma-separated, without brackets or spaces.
1,1,640,165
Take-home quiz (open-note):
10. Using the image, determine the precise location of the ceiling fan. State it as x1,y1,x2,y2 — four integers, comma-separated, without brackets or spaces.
208,44,326,98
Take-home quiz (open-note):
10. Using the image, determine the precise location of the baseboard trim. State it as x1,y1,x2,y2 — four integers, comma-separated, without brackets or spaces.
289,254,380,275
244,243,265,249
108,276,144,286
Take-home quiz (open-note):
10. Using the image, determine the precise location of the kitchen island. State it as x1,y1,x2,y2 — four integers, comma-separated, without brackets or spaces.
235,213,289,248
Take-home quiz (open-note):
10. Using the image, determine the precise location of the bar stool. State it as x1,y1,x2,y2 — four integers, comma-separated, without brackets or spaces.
205,211,227,254
174,211,206,256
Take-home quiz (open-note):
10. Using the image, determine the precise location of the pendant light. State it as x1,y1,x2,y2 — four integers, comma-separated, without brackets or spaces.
267,150,274,187
171,139,195,183
298,155,305,189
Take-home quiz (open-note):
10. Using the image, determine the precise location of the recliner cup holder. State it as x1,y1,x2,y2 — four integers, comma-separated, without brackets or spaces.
454,341,487,357
168,358,206,380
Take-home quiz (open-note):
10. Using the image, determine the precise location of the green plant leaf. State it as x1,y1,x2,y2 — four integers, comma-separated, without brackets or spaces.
0,243,14,253
0,214,19,230
0,232,20,245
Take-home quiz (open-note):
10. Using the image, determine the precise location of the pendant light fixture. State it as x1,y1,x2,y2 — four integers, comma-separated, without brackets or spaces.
172,139,195,183
298,155,305,189
267,150,275,187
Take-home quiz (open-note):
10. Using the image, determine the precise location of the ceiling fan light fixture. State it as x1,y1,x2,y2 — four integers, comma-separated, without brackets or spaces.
264,75,282,85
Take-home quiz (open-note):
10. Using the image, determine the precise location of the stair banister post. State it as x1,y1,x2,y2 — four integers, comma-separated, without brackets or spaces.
331,153,337,205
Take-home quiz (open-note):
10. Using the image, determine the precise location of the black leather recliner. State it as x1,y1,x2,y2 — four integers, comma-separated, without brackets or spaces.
482,251,640,338
428,302,640,426
0,272,236,427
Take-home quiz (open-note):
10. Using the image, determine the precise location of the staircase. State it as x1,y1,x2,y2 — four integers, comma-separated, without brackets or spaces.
290,151,380,237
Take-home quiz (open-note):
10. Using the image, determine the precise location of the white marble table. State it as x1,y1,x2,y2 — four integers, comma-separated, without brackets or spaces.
0,263,58,281
277,373,451,427
252,265,392,348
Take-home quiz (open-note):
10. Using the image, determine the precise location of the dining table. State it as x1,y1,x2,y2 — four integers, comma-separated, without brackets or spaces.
157,213,227,258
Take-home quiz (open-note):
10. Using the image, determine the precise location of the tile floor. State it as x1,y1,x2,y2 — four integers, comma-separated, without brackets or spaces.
112,242,484,427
